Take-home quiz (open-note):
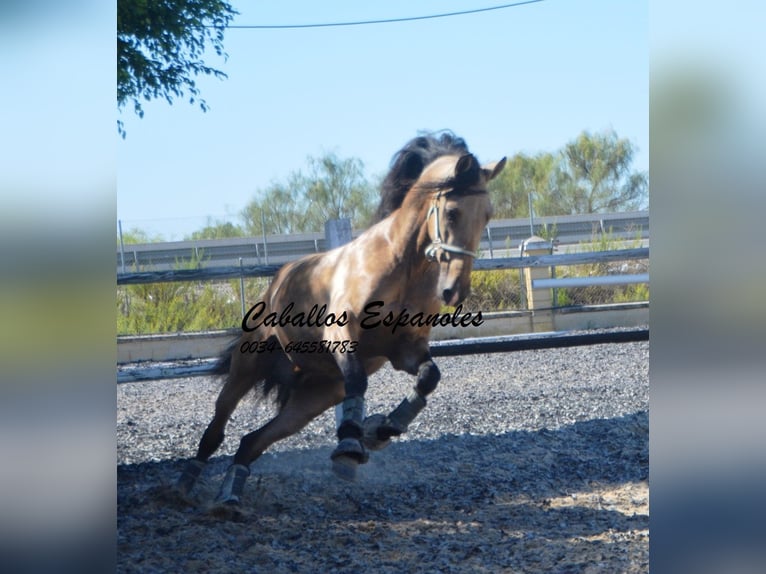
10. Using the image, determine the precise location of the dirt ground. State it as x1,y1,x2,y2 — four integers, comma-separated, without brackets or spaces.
118,338,649,573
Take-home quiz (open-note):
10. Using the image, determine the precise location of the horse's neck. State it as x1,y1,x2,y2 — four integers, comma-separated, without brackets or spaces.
361,202,439,309
386,201,434,278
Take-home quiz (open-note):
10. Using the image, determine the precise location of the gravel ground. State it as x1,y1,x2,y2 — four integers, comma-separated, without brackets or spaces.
117,330,649,573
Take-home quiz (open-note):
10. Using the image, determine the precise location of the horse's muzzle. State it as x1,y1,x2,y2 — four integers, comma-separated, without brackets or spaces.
441,286,466,307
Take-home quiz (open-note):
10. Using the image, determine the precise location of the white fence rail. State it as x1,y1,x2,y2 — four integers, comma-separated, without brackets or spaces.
117,214,649,376
117,248,649,286
533,273,650,289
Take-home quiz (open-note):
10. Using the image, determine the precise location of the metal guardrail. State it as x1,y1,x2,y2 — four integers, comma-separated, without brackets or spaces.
117,211,648,271
117,248,649,285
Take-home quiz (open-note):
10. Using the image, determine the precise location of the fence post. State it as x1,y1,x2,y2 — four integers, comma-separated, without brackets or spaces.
325,219,359,429
118,219,126,273
521,236,554,332
261,212,269,265
325,218,352,251
486,226,494,259
238,258,246,318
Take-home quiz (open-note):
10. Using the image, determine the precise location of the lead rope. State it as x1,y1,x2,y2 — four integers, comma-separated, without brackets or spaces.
424,194,477,261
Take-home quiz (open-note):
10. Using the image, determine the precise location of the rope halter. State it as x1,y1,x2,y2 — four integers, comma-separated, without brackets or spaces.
424,192,477,262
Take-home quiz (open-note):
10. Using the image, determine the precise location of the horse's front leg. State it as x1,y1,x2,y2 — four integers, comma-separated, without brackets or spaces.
365,355,440,448
331,353,370,481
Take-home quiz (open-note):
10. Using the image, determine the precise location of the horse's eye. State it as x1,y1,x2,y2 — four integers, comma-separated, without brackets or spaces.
446,208,459,224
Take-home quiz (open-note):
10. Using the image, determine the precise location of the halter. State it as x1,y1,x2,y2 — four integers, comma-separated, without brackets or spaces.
424,191,478,261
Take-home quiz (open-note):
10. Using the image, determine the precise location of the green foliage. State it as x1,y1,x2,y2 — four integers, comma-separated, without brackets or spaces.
118,227,164,245
119,281,224,334
488,129,648,218
117,0,237,134
556,130,648,213
118,276,270,335
118,248,271,335
242,152,376,234
614,282,650,303
536,222,559,242
303,153,376,229
185,219,245,240
241,172,309,235
463,269,523,312
488,152,559,219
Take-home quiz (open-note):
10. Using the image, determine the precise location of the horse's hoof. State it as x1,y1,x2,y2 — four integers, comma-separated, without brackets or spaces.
362,414,392,451
214,493,240,505
167,488,192,507
331,438,368,481
208,499,247,522
332,455,359,482
152,484,195,509
332,438,368,461
176,459,206,496
175,480,193,498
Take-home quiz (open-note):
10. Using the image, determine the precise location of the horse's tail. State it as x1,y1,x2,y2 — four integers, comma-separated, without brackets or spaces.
213,335,294,409
212,338,237,376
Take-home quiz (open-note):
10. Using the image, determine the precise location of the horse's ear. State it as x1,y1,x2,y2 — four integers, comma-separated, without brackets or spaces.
454,153,480,184
483,157,507,182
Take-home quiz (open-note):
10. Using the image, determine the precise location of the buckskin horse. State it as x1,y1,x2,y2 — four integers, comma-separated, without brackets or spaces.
177,132,506,504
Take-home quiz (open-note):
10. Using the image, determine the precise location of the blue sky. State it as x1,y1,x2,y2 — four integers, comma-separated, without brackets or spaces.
117,0,648,240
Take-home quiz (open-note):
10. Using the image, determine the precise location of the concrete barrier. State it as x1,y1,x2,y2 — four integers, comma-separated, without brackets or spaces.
117,302,648,364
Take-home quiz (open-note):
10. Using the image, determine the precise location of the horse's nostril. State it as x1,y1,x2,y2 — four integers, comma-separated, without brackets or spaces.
442,288,453,304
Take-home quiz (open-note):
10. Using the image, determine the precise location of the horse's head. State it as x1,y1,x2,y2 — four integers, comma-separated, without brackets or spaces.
422,153,506,306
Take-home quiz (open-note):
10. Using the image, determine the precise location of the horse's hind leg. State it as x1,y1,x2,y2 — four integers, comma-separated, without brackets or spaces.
215,376,343,505
177,349,262,495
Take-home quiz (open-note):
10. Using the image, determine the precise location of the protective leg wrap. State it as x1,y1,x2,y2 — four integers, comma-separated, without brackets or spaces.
370,390,428,444
215,463,250,505
331,396,369,480
337,396,365,429
337,420,363,440
387,391,427,433
362,414,393,451
334,395,367,453
338,396,364,441
176,459,206,495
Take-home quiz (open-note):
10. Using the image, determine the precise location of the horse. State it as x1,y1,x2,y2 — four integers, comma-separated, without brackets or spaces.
177,132,506,505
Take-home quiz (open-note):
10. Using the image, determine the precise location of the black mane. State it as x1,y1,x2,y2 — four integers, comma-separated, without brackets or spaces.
372,131,470,223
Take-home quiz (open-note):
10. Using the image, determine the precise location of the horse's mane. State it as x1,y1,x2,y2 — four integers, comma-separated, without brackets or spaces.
372,131,470,223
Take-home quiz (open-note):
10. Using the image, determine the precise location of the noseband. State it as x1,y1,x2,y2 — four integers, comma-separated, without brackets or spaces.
424,192,479,261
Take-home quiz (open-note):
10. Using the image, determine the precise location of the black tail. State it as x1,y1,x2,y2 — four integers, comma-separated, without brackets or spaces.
213,335,295,409
212,338,238,376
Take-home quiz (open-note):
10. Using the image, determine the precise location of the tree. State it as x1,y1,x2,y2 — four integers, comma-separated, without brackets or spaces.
186,219,245,240
242,174,312,236
242,153,376,235
117,227,164,245
117,0,237,132
302,153,375,230
488,152,559,219
490,130,648,219
554,130,648,214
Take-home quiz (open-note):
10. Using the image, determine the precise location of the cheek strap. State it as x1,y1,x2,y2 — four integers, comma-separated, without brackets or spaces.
424,198,477,261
